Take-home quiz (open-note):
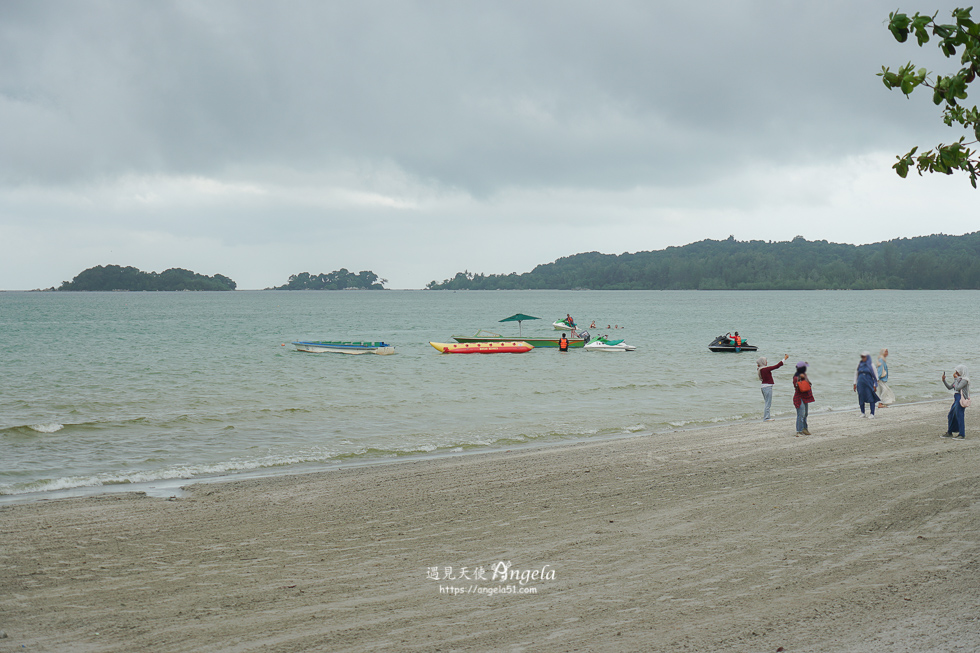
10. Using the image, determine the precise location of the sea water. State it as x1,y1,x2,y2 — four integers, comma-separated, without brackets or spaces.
1,289,975,497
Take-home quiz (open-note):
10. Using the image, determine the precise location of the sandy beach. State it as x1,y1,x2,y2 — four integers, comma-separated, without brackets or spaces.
1,401,978,652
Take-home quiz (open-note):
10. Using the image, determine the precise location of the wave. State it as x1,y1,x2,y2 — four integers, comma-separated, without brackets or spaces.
665,413,753,428
28,423,64,433
0,453,333,495
0,425,630,495
1,422,67,436
0,405,320,438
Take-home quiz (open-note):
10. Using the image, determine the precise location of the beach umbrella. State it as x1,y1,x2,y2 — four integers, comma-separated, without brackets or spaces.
499,313,540,336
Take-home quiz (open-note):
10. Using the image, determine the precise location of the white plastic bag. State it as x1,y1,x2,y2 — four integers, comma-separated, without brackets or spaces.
877,380,896,405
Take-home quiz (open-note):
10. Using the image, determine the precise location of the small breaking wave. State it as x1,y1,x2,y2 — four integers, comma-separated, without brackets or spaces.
28,423,65,433
1,422,67,436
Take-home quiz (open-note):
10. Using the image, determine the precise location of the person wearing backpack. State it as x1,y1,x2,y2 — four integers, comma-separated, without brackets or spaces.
793,361,814,436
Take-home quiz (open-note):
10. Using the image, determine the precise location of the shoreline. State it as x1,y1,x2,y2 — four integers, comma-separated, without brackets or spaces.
0,399,949,507
2,400,978,651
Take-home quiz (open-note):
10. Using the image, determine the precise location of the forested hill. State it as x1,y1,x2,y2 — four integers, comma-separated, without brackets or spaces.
274,269,386,290
426,233,980,290
58,265,237,291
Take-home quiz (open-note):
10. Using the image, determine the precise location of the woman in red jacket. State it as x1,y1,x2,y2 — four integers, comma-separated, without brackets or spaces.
793,362,815,436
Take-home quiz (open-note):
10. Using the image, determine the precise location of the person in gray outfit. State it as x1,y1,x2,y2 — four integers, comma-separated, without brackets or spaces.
942,364,970,439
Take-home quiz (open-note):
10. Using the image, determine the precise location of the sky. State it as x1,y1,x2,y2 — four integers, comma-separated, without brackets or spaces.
2,1,978,290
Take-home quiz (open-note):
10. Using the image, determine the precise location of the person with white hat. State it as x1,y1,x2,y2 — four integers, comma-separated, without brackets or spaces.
757,354,790,421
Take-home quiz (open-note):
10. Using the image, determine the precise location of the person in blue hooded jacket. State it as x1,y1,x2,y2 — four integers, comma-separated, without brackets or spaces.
852,351,880,419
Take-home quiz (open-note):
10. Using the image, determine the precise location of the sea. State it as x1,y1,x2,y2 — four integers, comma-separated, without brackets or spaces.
1,289,975,501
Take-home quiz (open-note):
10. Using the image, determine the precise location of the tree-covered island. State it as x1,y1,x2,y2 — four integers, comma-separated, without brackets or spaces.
274,269,387,290
427,233,980,290
58,265,237,291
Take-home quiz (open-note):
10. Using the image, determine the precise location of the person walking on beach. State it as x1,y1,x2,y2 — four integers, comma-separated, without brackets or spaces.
876,348,896,408
793,362,814,436
758,354,790,421
853,352,880,419
942,365,970,439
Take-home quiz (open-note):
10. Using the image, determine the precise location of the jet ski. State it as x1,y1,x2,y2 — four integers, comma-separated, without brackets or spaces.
553,319,576,331
584,336,636,352
708,335,758,353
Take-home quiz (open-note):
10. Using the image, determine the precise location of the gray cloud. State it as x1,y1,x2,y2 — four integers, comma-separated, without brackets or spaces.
1,1,975,289
2,1,958,188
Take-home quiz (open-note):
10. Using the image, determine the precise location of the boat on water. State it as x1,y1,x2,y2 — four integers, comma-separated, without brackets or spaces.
584,337,636,352
552,319,576,331
430,341,534,354
292,341,396,355
708,335,758,353
452,330,585,349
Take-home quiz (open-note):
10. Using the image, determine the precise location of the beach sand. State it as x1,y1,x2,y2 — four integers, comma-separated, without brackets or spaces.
1,402,978,652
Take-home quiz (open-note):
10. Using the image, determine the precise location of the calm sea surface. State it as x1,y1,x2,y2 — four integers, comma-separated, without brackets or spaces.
1,290,975,497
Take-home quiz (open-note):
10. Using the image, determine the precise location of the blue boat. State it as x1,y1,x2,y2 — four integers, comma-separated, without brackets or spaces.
292,341,396,355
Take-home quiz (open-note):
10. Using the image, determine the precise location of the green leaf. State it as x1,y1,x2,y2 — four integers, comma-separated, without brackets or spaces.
881,8,980,188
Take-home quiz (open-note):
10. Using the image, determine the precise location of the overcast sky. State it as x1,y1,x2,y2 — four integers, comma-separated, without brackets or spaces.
2,1,978,289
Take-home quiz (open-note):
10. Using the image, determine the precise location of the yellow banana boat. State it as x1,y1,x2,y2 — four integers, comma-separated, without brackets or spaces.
430,341,534,354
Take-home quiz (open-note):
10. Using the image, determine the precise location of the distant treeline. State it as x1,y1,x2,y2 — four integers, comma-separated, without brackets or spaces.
275,269,387,290
426,233,980,290
59,265,237,291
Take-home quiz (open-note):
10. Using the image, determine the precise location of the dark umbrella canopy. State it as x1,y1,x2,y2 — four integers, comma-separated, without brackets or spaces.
498,313,540,337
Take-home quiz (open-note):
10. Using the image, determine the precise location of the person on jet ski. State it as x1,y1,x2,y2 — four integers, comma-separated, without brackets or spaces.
725,332,742,347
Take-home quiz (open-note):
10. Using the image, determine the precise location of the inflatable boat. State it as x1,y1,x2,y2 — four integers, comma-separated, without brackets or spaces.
430,341,534,354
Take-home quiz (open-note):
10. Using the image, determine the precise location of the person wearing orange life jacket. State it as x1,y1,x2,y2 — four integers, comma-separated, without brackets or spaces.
724,331,742,348
559,334,569,352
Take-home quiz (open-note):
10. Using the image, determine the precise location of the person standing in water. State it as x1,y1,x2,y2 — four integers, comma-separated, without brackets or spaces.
558,333,569,352
942,365,970,439
757,354,790,421
853,351,880,419
793,362,814,436
876,348,895,408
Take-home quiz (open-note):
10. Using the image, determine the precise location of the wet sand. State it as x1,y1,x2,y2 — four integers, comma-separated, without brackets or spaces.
1,401,978,652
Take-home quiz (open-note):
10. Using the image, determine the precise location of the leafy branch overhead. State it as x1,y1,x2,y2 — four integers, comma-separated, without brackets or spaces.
879,7,980,186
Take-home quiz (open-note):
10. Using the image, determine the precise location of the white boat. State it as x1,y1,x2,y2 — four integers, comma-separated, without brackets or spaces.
292,341,396,355
584,338,636,352
552,320,575,331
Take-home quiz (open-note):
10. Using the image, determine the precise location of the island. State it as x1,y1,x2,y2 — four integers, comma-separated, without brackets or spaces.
274,269,386,290
426,232,980,290
58,265,237,291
